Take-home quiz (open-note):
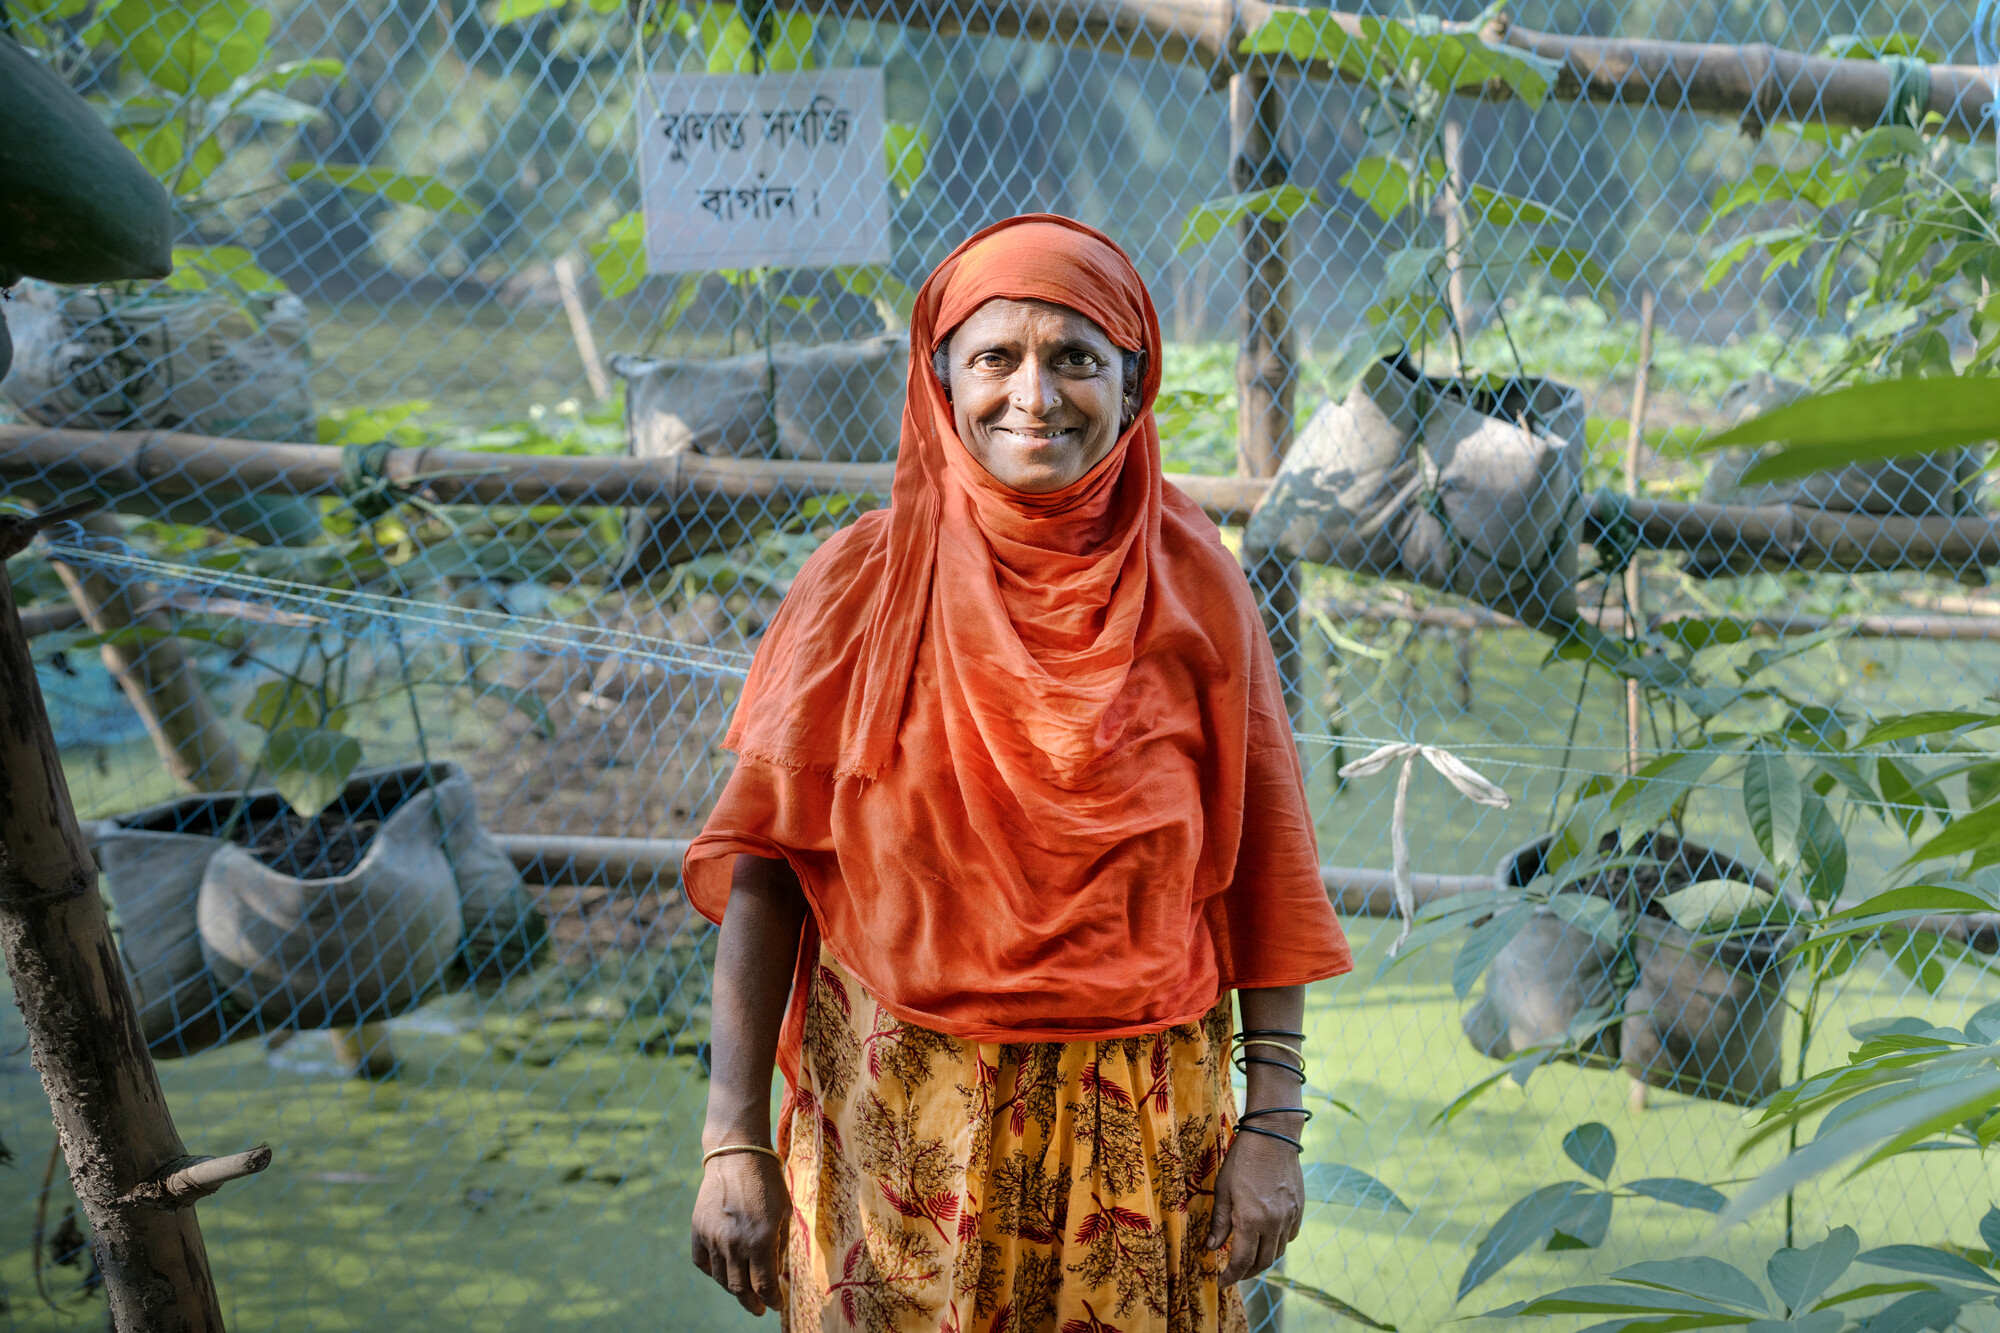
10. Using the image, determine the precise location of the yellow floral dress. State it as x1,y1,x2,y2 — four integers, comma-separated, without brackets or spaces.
779,947,1249,1333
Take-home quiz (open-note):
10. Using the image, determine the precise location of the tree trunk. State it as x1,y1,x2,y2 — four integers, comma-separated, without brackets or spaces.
0,509,267,1331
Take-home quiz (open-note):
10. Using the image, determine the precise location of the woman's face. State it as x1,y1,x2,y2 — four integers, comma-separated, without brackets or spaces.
942,297,1128,494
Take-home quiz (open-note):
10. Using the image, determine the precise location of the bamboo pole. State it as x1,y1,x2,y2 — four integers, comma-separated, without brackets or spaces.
13,424,2000,579
1623,292,1655,777
762,0,1996,139
0,424,1268,528
1313,600,2000,642
0,506,268,1332
1232,66,1305,739
50,512,248,793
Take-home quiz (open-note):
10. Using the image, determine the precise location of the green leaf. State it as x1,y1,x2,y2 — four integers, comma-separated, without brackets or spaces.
1877,755,1929,838
1614,1258,1763,1310
1338,156,1440,223
286,163,474,214
1299,1163,1411,1213
1820,31,1942,62
1547,892,1621,943
1908,801,2000,864
1967,763,2000,809
1798,791,1847,903
264,726,363,820
166,245,286,296
1612,746,1725,830
243,679,341,732
1768,1228,1861,1315
1546,1189,1611,1250
1254,1274,1397,1331
1176,185,1322,252
1561,1122,1616,1182
1236,10,1380,79
1465,184,1567,227
762,9,814,69
1826,885,1994,924
1458,1183,1603,1300
1743,750,1803,864
1657,618,1755,654
1525,245,1608,293
1857,1245,2000,1288
1451,904,1532,1000
496,0,566,21
699,3,756,72
1699,376,2000,484
589,211,648,298
1621,1179,1732,1215
884,122,927,197
91,0,272,97
1701,225,1811,290
1359,17,1560,109
1661,879,1774,933
1859,709,2000,746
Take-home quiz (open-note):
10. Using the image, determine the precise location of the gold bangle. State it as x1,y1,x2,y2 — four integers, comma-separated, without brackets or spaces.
702,1143,784,1168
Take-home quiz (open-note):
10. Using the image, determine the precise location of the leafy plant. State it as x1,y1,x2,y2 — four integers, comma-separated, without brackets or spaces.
8,0,467,304
1188,5,1598,398
1482,1224,2000,1331
1699,73,1998,388
1456,1121,1728,1300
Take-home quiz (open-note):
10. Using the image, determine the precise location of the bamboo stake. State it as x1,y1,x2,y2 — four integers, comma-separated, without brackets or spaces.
1623,291,1655,777
1311,600,2000,641
553,256,611,403
50,511,248,794
0,506,268,1332
1441,120,1470,336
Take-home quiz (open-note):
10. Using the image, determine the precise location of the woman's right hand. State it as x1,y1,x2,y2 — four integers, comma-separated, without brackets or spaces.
691,1151,791,1315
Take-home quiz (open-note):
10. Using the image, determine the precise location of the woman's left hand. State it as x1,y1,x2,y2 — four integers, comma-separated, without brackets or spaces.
1205,1128,1304,1287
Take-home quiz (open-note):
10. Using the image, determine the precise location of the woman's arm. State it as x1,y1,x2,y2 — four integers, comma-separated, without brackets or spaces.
690,853,807,1316
1206,985,1309,1287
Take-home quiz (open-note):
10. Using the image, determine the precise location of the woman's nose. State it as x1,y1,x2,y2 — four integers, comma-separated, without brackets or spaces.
1007,360,1061,417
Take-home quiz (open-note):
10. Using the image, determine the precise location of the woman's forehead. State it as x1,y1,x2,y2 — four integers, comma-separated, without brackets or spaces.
948,296,1113,346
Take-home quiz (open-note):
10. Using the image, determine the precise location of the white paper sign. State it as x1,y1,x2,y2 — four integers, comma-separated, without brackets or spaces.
638,69,891,273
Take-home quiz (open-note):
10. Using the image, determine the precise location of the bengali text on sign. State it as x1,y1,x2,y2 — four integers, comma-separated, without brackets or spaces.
638,68,890,273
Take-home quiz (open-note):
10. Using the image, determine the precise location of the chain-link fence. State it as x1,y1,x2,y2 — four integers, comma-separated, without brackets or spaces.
6,0,2000,1327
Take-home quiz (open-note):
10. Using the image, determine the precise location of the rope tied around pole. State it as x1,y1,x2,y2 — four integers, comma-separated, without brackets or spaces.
1335,742,1512,954
1879,54,1933,129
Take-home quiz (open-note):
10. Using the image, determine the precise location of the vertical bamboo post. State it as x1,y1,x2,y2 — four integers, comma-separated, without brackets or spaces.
1232,67,1303,730
1622,291,1655,775
51,512,247,794
0,508,269,1332
1623,290,1656,1118
1440,120,1470,336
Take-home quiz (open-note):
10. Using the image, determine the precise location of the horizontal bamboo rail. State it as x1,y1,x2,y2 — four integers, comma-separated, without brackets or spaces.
488,831,1490,916
0,425,1268,528
1583,492,2000,576
775,0,1994,138
1317,599,2000,642
14,425,2000,579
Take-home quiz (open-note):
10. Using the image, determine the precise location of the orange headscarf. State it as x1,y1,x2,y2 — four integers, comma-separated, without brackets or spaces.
684,215,1349,1069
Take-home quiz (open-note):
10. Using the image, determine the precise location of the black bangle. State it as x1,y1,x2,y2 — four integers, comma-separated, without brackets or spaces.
1236,1028,1306,1040
1238,1105,1313,1125
1232,1123,1303,1152
1234,1054,1306,1080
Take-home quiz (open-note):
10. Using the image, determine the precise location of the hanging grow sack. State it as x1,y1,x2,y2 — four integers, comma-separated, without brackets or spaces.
1243,356,1585,635
611,334,906,575
0,280,321,545
97,762,544,1054
1463,832,1793,1105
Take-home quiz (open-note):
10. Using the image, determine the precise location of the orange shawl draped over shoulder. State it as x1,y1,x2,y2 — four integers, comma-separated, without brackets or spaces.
683,215,1350,1070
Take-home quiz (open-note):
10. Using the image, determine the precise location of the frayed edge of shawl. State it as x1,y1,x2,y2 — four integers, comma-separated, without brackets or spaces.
726,739,883,783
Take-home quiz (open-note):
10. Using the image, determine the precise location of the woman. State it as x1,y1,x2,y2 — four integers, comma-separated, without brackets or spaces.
684,215,1352,1332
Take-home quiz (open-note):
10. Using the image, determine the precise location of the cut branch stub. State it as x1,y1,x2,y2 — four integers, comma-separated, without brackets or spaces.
129,1146,276,1210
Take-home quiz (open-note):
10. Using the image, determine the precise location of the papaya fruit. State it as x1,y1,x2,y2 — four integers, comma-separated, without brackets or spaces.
0,36,173,284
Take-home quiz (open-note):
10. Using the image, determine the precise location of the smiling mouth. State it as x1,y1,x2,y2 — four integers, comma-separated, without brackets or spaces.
993,426,1080,447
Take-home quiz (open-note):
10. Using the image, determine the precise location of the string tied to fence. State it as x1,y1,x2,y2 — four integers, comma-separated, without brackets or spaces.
1336,742,1512,955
